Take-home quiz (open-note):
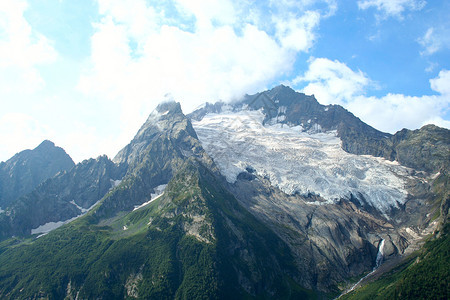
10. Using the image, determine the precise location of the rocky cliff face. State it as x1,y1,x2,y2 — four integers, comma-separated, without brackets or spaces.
0,140,74,209
93,101,216,220
0,155,125,239
389,125,450,173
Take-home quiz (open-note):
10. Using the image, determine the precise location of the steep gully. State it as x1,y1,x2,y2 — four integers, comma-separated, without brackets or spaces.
337,239,385,298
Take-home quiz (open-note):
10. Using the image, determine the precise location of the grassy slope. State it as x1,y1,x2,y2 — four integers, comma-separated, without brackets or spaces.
0,161,317,299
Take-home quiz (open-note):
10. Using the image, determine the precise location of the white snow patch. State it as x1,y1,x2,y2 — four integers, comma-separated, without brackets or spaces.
405,227,420,239
277,115,286,122
308,123,322,133
431,171,441,179
194,103,207,110
32,199,102,236
192,110,411,213
133,184,167,211
31,216,79,235
324,107,329,111
123,225,128,230
221,104,233,112
70,200,88,213
0,207,3,214
110,179,122,188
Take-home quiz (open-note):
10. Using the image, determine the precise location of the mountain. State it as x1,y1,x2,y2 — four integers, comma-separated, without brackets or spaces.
0,85,448,299
0,155,125,239
189,85,448,293
190,85,449,174
0,140,74,209
0,158,316,299
93,101,216,220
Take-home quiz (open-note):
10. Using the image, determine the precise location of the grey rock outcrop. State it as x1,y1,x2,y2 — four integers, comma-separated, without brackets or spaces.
94,101,216,219
0,155,125,239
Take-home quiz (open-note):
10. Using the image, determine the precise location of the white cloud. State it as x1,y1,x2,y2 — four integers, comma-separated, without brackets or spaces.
175,0,237,29
430,69,450,96
0,113,53,161
0,1,61,162
293,57,371,104
78,0,327,151
348,93,448,132
294,57,449,133
0,111,121,163
56,122,120,163
274,11,320,51
418,28,440,55
0,1,57,95
418,27,450,56
358,0,426,19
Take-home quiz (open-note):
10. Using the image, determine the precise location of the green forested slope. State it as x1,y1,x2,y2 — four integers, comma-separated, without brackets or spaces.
0,160,315,299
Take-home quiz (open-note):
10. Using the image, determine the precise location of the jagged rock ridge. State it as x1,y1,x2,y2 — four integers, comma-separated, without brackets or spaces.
0,155,125,239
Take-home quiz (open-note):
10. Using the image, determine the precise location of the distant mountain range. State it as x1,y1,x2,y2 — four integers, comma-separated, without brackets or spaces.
0,85,448,299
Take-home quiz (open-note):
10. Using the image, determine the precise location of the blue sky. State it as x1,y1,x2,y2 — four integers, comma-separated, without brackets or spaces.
0,0,449,163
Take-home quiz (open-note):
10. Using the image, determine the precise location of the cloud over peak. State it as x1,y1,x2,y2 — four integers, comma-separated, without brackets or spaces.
293,57,449,133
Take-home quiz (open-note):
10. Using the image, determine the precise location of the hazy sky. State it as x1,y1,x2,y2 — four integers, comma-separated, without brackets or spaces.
1,0,449,163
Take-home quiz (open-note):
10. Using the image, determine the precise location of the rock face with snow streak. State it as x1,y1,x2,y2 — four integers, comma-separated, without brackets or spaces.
93,101,216,219
0,155,125,239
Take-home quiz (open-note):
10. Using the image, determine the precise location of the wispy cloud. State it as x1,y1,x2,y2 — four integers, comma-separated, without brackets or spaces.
430,69,450,96
0,113,53,160
358,0,426,19
418,27,450,56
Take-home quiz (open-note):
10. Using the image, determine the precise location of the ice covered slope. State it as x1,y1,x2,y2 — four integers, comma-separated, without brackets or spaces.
192,110,412,213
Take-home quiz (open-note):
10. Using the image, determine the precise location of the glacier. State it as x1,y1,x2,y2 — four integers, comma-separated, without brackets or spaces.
192,110,412,213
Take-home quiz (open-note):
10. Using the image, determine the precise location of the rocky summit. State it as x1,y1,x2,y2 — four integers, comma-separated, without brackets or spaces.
0,85,448,299
0,140,75,210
